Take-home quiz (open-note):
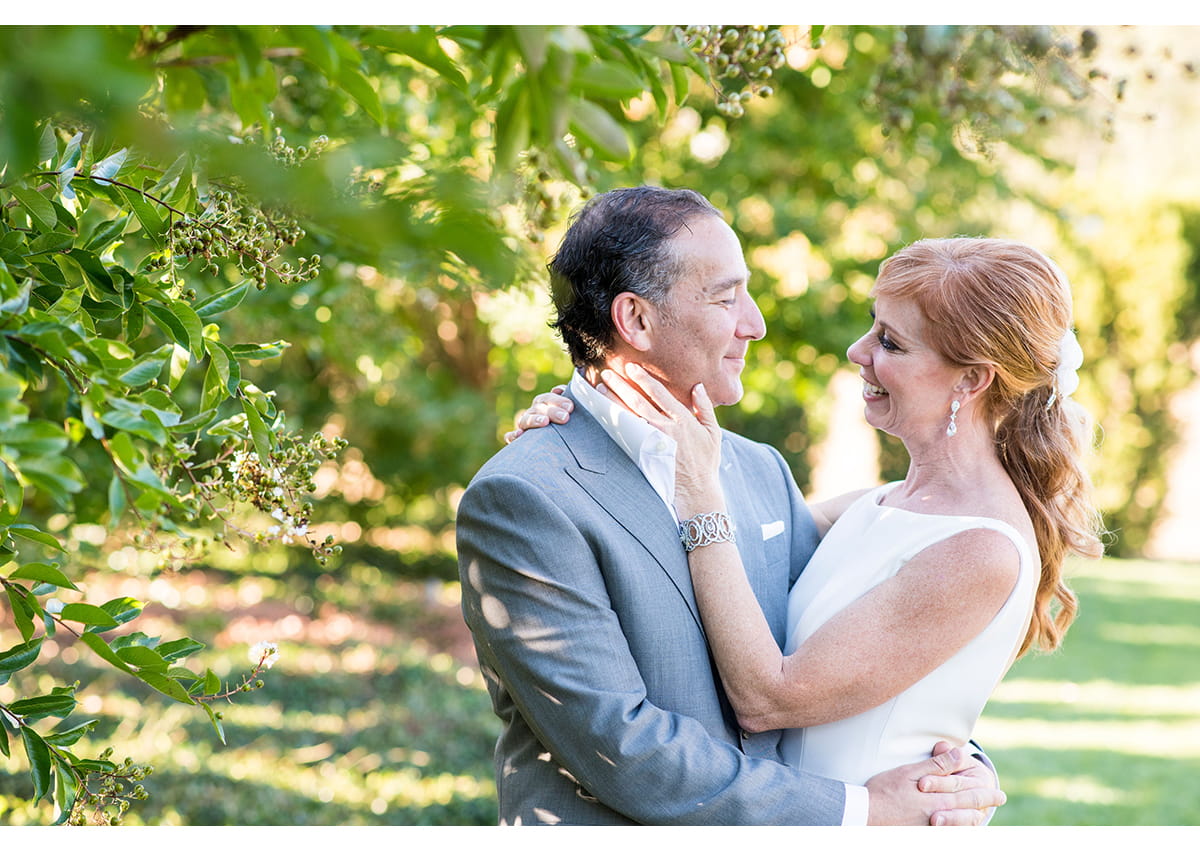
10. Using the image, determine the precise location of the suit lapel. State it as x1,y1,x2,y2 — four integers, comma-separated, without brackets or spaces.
558,393,705,631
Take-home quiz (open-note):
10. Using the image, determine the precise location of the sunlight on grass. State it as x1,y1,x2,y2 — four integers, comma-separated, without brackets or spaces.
1029,776,1122,806
975,716,1200,757
989,679,1200,717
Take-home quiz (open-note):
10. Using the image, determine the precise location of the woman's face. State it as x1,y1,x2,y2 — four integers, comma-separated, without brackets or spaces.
846,293,964,443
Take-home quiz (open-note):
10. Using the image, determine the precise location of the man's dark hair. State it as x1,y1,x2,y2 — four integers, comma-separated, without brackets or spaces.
549,185,721,368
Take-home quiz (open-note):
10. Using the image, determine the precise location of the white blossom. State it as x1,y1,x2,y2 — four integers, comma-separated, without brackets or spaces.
249,641,279,669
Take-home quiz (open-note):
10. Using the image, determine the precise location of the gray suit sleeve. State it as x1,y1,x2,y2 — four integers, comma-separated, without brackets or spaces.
458,471,846,825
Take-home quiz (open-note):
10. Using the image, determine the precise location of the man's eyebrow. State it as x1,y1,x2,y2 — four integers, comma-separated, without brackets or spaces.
704,271,750,294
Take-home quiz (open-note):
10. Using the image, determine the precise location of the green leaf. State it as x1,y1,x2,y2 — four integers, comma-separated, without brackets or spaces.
494,80,531,172
10,562,78,591
336,66,385,126
15,455,86,503
230,340,289,360
241,395,274,463
158,636,205,662
89,147,128,181
116,645,168,672
37,122,57,164
145,302,190,350
9,186,57,230
203,668,222,695
10,693,77,722
51,756,79,825
6,585,37,643
169,299,206,358
202,701,227,744
135,670,195,705
120,350,169,387
95,596,145,632
43,719,98,747
59,132,83,171
27,230,74,255
119,186,167,244
59,602,119,627
571,60,646,99
20,727,53,803
8,524,66,552
83,214,131,252
205,339,240,396
359,26,468,90
107,473,126,527
79,632,133,673
194,280,251,319
1,279,31,319
168,342,190,391
568,97,632,161
100,401,169,445
0,639,42,683
7,417,70,455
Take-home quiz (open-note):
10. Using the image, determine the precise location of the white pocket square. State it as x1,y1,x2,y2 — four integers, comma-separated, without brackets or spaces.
761,520,785,541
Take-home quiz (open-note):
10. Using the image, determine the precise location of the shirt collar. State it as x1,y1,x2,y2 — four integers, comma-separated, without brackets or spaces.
569,370,678,518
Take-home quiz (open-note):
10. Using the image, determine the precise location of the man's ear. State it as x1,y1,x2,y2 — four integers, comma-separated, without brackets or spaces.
956,364,996,401
612,292,656,352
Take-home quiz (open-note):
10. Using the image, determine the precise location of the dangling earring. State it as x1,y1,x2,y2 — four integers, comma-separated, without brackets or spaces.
946,400,960,437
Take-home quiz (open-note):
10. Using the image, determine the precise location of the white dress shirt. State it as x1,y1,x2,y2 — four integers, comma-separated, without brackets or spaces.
568,371,869,825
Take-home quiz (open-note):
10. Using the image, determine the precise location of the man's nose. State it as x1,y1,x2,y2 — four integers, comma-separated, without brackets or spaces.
738,290,767,340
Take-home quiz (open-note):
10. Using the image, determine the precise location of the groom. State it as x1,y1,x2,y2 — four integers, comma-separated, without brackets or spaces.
456,186,1003,825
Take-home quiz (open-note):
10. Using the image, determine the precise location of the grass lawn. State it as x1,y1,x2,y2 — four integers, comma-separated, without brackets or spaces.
975,557,1200,826
1,554,1197,825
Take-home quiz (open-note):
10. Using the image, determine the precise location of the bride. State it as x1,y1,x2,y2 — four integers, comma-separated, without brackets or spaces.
511,237,1105,788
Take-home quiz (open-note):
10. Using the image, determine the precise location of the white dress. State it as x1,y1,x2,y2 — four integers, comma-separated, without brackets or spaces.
780,482,1038,785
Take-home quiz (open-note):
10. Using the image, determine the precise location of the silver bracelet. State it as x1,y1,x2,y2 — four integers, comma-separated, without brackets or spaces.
679,511,736,552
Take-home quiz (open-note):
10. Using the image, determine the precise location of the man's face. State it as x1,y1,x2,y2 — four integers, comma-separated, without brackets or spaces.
640,215,765,407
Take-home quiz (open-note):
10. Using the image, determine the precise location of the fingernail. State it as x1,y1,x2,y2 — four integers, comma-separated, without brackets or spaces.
534,415,547,425
551,410,568,422
597,383,611,395
626,363,644,375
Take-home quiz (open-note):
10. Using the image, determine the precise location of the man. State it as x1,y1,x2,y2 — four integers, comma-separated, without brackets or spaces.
456,186,1003,825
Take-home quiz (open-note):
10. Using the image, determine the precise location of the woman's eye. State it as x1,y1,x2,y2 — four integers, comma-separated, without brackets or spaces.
878,332,899,351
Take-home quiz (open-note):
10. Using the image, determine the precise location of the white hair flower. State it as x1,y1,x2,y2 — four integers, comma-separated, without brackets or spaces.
1048,329,1083,408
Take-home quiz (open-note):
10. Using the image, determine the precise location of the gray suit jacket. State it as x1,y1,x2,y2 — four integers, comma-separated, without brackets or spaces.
456,391,846,824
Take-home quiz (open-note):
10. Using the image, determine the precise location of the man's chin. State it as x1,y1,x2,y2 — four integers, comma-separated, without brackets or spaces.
708,382,743,408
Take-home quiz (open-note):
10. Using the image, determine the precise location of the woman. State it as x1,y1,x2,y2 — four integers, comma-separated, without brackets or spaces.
509,237,1105,786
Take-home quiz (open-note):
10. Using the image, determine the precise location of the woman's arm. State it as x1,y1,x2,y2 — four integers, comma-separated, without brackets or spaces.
807,489,872,537
601,363,1021,734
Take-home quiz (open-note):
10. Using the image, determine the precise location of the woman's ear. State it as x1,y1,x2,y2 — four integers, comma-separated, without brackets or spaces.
956,364,996,401
612,292,656,352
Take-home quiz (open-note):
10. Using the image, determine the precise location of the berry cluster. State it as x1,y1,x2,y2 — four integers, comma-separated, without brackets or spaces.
677,25,789,118
870,26,1097,147
262,131,330,167
516,149,590,242
204,428,348,566
162,186,321,291
68,752,153,826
